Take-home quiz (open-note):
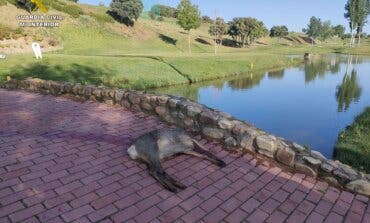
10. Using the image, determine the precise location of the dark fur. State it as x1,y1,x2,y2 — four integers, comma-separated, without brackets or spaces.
128,128,226,192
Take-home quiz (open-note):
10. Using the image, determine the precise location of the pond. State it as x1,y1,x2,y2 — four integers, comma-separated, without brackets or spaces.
153,54,370,159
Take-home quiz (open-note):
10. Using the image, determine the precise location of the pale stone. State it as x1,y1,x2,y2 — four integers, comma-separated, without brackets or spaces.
346,180,370,196
239,133,255,152
128,93,141,104
202,127,224,139
141,102,152,111
115,90,124,102
183,118,194,127
333,169,350,181
255,135,277,158
321,162,334,173
311,150,327,161
295,162,317,177
339,163,358,177
187,106,202,117
200,111,219,125
293,143,306,152
178,112,185,119
276,147,295,167
155,106,166,116
218,119,234,130
225,137,237,147
157,96,169,105
168,99,179,108
303,156,322,166
232,123,249,135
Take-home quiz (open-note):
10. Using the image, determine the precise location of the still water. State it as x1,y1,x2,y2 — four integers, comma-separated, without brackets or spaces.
154,55,370,159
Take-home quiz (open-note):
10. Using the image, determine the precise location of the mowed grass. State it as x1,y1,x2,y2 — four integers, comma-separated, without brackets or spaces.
1,3,370,90
164,53,300,82
0,54,188,89
334,107,370,172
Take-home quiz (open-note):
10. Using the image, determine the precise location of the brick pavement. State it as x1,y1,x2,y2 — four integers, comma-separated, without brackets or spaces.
0,89,369,223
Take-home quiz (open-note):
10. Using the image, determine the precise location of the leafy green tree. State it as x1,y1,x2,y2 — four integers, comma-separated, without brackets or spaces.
228,17,268,47
345,0,369,47
333,25,346,38
152,4,178,18
177,0,201,53
109,0,143,26
270,25,289,43
202,16,213,23
336,69,362,112
304,16,322,44
15,0,36,12
209,17,228,46
320,21,334,41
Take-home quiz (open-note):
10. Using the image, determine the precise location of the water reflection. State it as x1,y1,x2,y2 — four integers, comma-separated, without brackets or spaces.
268,69,285,80
152,54,370,158
336,55,362,112
228,72,265,90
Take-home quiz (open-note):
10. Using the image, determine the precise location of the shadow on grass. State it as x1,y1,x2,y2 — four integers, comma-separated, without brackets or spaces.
195,38,211,45
159,34,177,45
8,62,114,86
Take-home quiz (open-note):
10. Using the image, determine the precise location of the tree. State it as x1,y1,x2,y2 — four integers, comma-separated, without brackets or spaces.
304,16,322,45
270,25,289,43
177,0,201,53
15,0,36,12
345,0,369,47
320,21,334,41
109,0,143,26
151,4,178,18
209,17,228,46
202,16,213,23
333,25,346,38
228,17,268,48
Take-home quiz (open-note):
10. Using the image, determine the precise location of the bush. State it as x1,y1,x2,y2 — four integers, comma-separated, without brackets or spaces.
48,38,59,46
109,0,143,26
89,12,114,23
334,107,370,172
49,1,84,18
33,33,44,42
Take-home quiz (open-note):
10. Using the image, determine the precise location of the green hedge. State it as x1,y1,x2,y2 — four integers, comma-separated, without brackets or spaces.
334,107,370,172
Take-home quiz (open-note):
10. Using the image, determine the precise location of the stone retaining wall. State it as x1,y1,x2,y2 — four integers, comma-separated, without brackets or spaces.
2,78,370,197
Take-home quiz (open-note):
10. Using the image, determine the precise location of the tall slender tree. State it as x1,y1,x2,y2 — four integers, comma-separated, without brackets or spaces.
177,0,201,53
345,0,369,47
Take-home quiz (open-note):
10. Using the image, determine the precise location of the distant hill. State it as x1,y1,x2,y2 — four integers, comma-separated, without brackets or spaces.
0,0,326,55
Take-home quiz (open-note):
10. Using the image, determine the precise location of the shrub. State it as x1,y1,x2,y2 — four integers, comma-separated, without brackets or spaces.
334,107,370,172
89,12,114,23
48,38,59,46
109,0,143,26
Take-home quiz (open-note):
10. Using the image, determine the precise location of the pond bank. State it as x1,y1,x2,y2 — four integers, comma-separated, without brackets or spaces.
0,53,301,90
335,107,370,172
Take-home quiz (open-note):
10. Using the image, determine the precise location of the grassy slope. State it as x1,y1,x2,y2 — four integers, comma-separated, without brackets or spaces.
0,2,369,90
334,108,370,172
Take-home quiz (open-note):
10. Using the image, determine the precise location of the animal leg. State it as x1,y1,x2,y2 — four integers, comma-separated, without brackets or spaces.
147,161,186,193
187,140,226,168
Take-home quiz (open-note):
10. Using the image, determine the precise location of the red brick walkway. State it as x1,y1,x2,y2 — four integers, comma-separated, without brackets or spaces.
0,89,369,223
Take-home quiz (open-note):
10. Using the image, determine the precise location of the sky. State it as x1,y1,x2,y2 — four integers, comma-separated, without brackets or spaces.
79,0,370,33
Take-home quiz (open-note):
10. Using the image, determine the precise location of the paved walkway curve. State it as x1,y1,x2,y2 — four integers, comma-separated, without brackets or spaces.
0,89,369,223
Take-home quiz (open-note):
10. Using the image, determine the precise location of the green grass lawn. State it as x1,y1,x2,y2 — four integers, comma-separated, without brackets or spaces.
1,3,370,90
334,107,370,172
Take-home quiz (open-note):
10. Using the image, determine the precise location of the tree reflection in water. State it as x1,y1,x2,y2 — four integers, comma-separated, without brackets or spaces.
336,55,362,112
228,71,265,90
267,69,285,80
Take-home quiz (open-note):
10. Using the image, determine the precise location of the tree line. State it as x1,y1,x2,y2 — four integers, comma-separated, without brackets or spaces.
9,0,370,50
